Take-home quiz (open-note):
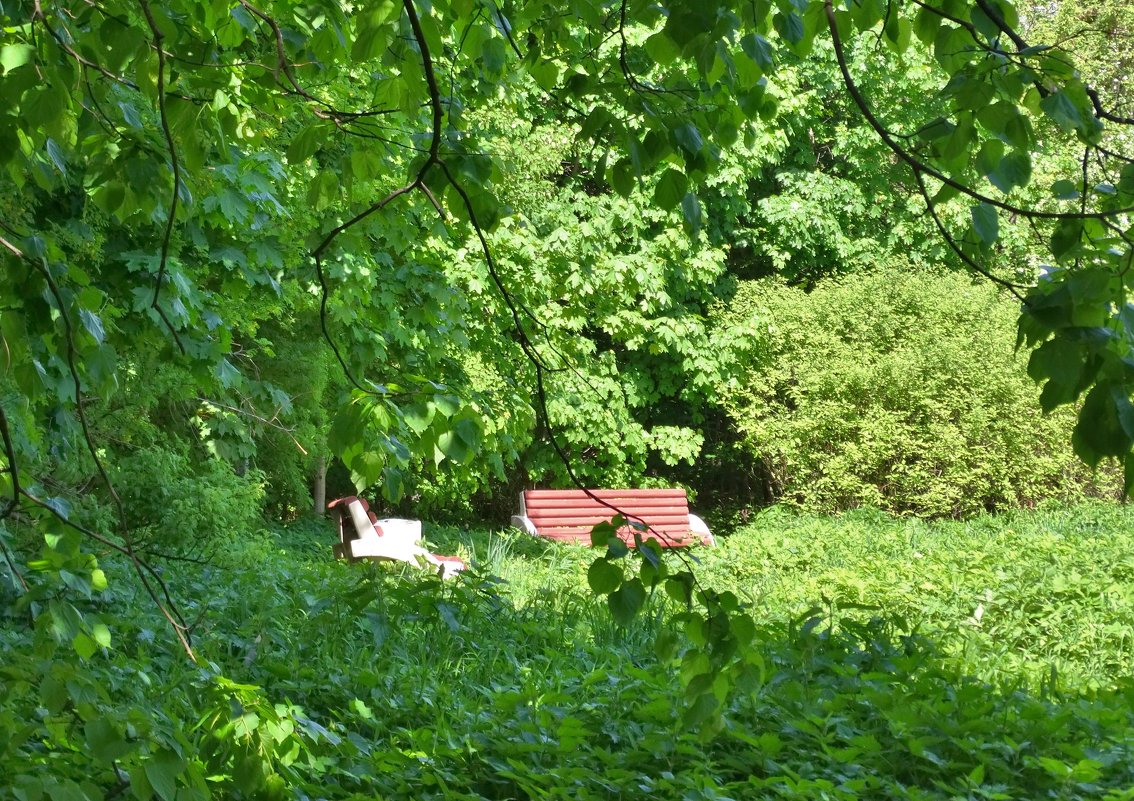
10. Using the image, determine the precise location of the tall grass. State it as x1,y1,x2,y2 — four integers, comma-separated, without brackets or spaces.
2,504,1133,799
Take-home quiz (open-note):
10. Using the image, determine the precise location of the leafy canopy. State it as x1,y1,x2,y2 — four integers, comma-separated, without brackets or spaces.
1,0,1133,657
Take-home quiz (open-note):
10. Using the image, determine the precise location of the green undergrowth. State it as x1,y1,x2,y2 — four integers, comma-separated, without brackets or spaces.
2,505,1134,799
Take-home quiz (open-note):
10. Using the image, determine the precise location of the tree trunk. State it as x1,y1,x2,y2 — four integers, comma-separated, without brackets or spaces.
313,455,327,518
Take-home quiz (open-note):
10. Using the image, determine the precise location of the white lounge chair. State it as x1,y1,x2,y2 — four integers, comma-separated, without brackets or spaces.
327,496,465,579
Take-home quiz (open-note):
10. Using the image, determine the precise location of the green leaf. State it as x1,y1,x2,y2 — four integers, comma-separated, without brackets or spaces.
1113,385,1134,440
971,203,998,245
453,417,481,450
79,309,105,344
612,160,635,197
1072,383,1130,466
1050,218,1084,260
85,718,133,764
587,558,623,594
772,11,805,44
682,692,719,729
144,749,185,801
482,37,508,74
382,467,405,502
917,117,955,142
654,168,688,210
681,192,703,239
977,102,1030,149
645,32,680,65
590,520,618,547
913,5,942,44
975,138,1004,176
352,1,397,60
988,150,1031,193
437,430,471,464
1028,336,1085,412
671,123,703,156
740,34,774,69
402,402,435,434
287,124,327,164
0,44,35,74
1040,89,1083,134
608,577,646,624
72,632,97,660
433,394,460,417
1051,179,1079,200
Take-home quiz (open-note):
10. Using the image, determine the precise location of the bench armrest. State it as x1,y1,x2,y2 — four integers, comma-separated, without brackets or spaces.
510,514,538,536
688,513,714,546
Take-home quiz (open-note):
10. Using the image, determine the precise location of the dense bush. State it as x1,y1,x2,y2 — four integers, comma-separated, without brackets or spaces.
718,267,1120,516
111,445,267,551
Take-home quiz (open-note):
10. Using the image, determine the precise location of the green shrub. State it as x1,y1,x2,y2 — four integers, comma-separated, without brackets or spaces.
111,445,266,551
718,267,1119,516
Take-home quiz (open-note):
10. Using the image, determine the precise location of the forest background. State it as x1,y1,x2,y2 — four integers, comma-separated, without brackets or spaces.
3,0,1134,796
2,0,1131,548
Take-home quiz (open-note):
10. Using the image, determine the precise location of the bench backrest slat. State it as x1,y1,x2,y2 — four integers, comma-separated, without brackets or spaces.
519,488,698,546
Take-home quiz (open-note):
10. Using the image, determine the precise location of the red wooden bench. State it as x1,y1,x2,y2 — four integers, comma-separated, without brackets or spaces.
510,488,714,547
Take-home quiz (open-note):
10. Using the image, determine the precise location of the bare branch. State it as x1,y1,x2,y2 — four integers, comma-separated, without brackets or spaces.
137,0,187,353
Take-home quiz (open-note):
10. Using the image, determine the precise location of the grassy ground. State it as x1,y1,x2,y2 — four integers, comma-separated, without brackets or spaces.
426,500,1134,690
2,503,1133,799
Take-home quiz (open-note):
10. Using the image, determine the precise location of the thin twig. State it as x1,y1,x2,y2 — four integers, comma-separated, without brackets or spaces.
137,0,187,352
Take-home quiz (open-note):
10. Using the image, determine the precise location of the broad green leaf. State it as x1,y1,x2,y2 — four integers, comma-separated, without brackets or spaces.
1025,333,1084,408
85,718,132,763
1050,218,1084,260
587,557,623,594
917,117,955,142
612,160,635,197
1051,179,1079,200
382,467,405,502
971,203,998,245
654,168,688,210
740,34,774,69
1040,89,1083,134
681,192,703,239
437,430,471,464
79,309,105,344
287,124,327,164
72,632,97,660
402,402,435,434
913,5,942,44
988,150,1031,193
645,32,680,65
1072,383,1130,466
975,139,1005,176
0,44,35,74
772,11,804,44
682,691,719,729
608,577,646,623
144,749,186,801
433,394,460,417
590,520,618,547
